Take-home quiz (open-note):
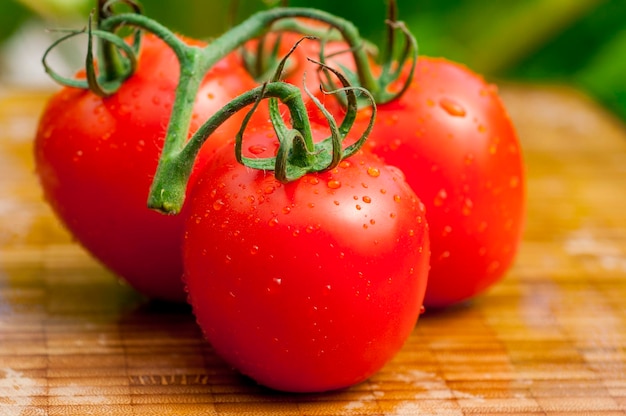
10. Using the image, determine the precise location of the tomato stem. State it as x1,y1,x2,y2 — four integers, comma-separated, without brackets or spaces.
96,0,142,86
45,6,380,213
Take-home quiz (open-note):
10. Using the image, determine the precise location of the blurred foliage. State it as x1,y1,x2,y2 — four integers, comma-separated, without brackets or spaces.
2,0,625,122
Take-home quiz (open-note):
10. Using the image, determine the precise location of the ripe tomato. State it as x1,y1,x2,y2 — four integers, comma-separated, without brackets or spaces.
363,57,525,308
280,40,525,308
182,127,430,392
34,33,258,301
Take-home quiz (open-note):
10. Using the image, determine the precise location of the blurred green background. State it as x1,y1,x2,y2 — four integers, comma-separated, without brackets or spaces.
1,0,624,123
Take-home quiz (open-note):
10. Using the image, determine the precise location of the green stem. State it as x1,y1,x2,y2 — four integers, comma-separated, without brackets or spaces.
97,7,380,213
147,81,312,214
100,7,380,93
97,0,127,82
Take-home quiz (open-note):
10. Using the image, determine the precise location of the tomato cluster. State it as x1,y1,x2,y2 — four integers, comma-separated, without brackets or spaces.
34,5,524,393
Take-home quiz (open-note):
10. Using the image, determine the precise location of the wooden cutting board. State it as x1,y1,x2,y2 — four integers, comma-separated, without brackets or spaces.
1,83,625,415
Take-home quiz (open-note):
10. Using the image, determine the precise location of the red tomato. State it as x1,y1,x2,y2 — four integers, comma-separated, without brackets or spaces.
363,58,526,308
282,46,525,308
182,126,430,392
34,33,258,301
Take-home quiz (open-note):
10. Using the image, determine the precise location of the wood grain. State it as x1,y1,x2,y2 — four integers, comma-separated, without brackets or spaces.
1,84,625,415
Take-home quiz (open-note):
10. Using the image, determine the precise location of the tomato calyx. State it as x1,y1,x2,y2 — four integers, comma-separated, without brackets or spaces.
147,40,376,215
242,0,417,105
237,50,376,183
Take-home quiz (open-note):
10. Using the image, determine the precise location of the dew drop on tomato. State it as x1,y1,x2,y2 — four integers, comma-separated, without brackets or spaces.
248,144,266,155
433,189,448,207
439,97,467,117
462,198,473,216
366,167,381,177
212,199,225,211
327,179,341,189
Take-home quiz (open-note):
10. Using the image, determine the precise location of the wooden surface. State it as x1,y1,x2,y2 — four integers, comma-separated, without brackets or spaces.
1,83,625,415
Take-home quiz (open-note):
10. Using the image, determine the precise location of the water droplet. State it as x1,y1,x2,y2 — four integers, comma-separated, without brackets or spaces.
426,98,435,107
509,176,520,188
224,255,232,264
207,92,215,100
309,177,320,185
282,206,292,214
439,98,466,117
442,225,452,237
308,202,315,208
152,96,161,105
433,189,447,207
408,229,415,237
72,150,84,162
267,277,282,294
327,179,341,189
477,124,487,133
389,138,402,151
462,198,473,216
370,219,376,225
393,195,401,203
389,212,397,219
356,205,362,210
248,144,266,155
339,160,351,168
367,167,381,177
212,199,225,211
362,196,372,203
487,260,500,273
438,251,451,261
306,225,315,233
268,217,279,227
420,305,426,315
250,245,259,255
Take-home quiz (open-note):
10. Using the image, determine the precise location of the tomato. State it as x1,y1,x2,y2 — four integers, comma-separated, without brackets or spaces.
34,33,258,301
182,126,430,392
281,46,525,307
362,57,526,308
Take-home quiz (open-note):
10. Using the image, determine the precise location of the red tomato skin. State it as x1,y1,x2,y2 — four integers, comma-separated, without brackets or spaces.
364,57,526,308
34,33,257,301
183,138,430,392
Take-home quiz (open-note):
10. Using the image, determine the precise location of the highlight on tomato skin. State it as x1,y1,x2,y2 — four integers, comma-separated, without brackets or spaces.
181,128,430,393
